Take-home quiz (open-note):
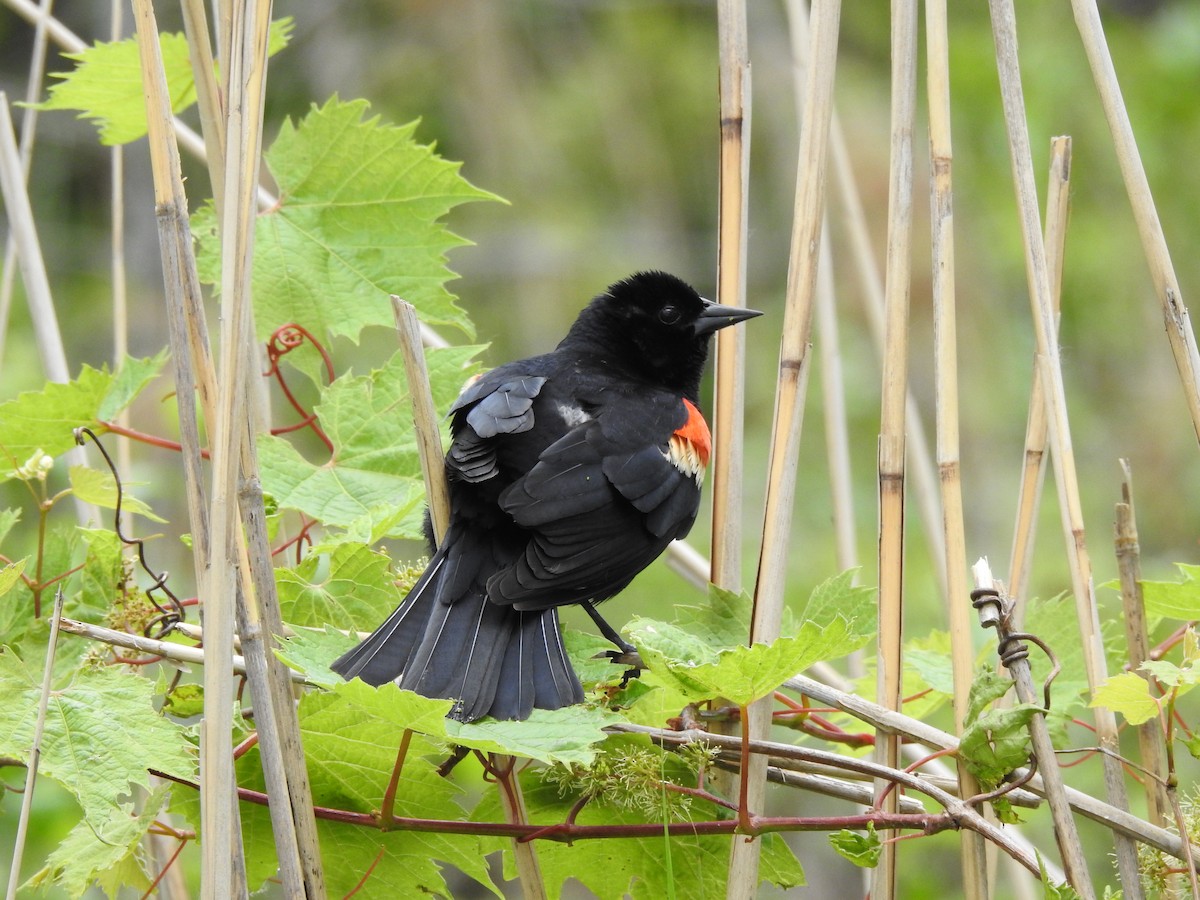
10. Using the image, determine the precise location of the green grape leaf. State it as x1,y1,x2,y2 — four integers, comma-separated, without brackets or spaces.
0,507,21,547
629,615,868,706
1091,672,1160,725
275,541,406,631
959,704,1039,785
96,348,170,420
274,625,359,687
29,786,169,896
799,569,875,637
666,585,753,649
259,345,482,538
0,558,26,597
0,653,195,828
830,822,881,868
0,365,112,472
1140,658,1200,690
446,706,625,766
36,21,293,145
69,465,166,523
237,684,499,897
1139,563,1200,620
194,97,501,376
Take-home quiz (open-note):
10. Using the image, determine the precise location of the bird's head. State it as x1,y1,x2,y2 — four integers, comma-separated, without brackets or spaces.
561,271,762,397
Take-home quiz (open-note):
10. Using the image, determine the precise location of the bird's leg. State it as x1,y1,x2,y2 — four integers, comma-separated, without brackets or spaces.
585,601,642,687
585,601,636,655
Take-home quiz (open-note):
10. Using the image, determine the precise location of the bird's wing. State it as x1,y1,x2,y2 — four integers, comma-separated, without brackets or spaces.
445,371,547,482
492,397,705,608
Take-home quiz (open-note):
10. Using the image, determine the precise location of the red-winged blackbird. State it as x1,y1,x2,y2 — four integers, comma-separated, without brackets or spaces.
331,271,761,721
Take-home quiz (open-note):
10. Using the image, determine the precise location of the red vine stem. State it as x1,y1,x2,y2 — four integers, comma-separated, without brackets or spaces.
146,766,950,842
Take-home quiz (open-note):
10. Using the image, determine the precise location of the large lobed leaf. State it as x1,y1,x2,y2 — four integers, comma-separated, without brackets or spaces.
35,21,293,145
0,653,195,829
259,344,482,539
0,354,168,476
193,97,501,376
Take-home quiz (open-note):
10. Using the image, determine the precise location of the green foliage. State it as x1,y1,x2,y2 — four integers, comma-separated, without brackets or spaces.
34,19,294,145
1138,563,1200,620
0,653,195,839
627,581,871,706
958,667,1039,788
259,344,483,539
193,98,500,378
0,358,162,473
829,822,881,868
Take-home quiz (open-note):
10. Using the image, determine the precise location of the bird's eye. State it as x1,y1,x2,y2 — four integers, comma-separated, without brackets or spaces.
658,304,681,324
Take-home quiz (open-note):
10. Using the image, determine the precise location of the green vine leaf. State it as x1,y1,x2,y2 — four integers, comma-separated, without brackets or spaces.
69,465,166,523
193,97,502,377
1091,671,1161,725
35,20,294,145
0,653,195,829
275,541,406,631
1138,563,1200,620
260,344,482,539
829,822,881,868
0,356,168,476
29,785,169,896
628,615,868,707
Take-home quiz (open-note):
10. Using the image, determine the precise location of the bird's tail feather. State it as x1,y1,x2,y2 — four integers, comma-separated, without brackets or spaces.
330,528,584,721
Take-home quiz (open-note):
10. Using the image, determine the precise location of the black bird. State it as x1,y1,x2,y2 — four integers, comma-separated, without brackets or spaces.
331,271,761,721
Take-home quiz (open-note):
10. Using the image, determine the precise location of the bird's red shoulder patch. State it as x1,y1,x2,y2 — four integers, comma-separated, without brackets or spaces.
664,398,710,482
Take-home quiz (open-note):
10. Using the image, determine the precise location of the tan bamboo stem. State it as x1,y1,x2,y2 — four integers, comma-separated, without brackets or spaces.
200,0,275,893
923,0,985,893
1068,0,1200,445
1007,137,1071,618
1113,462,1170,828
712,0,752,592
872,0,918,893
736,0,841,895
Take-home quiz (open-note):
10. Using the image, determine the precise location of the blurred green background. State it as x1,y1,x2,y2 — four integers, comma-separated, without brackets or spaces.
2,0,1198,896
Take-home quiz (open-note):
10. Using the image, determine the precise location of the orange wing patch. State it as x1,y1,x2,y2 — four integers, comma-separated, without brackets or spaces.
665,399,711,481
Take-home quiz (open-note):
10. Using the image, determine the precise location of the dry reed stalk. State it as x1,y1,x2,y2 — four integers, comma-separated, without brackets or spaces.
1068,0,1200,444
712,0,755,871
872,0,918,893
129,0,247,892
393,298,452,541
923,0,986,894
986,2,1142,892
0,0,53,379
5,589,64,900
712,0,751,591
735,0,841,895
1113,462,1170,828
971,560,1093,897
180,0,227,216
0,96,69,387
1006,137,1071,617
815,230,859,577
200,0,276,893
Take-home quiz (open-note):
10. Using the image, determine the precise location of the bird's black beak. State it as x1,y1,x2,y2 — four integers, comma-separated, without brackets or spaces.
692,299,764,337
